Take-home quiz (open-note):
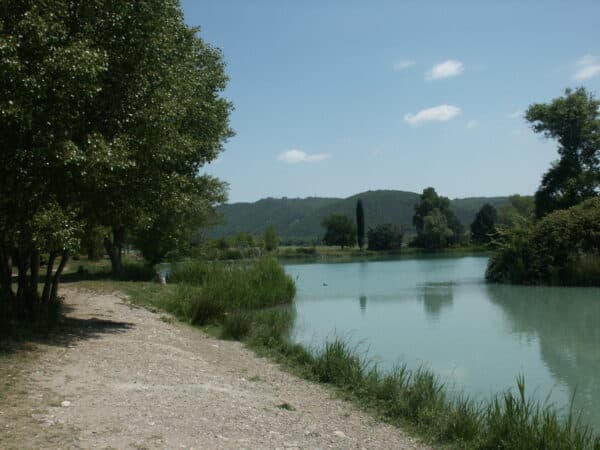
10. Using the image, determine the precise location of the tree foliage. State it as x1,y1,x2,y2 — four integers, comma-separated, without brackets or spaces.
526,87,600,218
470,203,498,244
412,187,464,249
0,1,232,311
264,225,279,252
367,224,403,251
356,199,365,250
497,195,535,228
321,214,356,249
486,197,600,285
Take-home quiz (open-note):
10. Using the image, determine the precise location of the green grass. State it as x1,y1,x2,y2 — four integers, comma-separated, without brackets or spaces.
167,258,296,325
246,333,599,449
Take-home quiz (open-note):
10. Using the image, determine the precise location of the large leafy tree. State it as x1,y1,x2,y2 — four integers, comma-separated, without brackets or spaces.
412,187,463,248
0,0,110,306
321,214,356,249
76,0,232,273
470,203,498,244
526,87,600,218
0,1,231,309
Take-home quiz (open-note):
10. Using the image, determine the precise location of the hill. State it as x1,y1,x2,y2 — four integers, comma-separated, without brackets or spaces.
210,190,510,243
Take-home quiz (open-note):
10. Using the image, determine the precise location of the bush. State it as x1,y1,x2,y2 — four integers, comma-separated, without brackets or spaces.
487,197,600,285
367,224,403,251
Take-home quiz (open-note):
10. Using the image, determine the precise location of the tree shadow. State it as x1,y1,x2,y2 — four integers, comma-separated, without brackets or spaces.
60,263,156,284
0,311,135,355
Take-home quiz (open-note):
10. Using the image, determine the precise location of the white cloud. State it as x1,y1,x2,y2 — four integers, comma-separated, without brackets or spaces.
426,60,464,80
277,149,331,164
508,110,523,119
466,120,478,129
573,55,600,81
404,105,462,126
393,60,416,72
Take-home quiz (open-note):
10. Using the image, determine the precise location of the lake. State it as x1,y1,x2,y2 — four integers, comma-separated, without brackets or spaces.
284,256,600,429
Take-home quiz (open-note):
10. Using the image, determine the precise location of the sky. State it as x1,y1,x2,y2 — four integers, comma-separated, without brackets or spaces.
181,0,600,204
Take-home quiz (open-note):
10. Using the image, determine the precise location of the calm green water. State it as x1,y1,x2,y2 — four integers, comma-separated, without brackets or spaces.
285,256,600,429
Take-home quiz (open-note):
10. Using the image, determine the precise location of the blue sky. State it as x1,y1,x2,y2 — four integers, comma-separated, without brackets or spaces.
181,0,600,203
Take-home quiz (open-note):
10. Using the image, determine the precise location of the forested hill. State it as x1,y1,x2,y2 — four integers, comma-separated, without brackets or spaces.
210,190,510,243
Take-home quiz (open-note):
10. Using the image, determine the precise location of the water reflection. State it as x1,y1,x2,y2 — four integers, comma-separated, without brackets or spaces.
359,295,367,313
418,282,454,321
487,284,600,426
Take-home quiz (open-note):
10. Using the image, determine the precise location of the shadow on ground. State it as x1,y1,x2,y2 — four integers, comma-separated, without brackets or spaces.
0,307,134,355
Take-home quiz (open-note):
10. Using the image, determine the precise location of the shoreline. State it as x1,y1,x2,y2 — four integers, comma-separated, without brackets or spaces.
0,287,426,449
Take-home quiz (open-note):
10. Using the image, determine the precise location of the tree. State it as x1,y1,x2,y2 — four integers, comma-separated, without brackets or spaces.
0,1,232,310
420,209,454,250
80,1,232,274
264,225,279,252
0,1,109,307
412,187,463,248
321,215,356,249
497,195,535,228
525,87,600,218
356,199,365,250
470,203,498,244
367,224,403,251
486,196,600,286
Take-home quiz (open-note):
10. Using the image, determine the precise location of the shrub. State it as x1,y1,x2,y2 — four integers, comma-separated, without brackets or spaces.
486,197,600,285
367,224,403,251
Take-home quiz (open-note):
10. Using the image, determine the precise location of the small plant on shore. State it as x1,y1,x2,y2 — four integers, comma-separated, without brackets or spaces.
221,311,252,340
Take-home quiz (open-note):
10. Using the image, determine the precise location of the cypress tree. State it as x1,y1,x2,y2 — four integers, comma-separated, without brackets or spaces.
356,199,365,250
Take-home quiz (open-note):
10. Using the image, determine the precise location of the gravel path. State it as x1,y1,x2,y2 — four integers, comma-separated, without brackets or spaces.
10,288,428,449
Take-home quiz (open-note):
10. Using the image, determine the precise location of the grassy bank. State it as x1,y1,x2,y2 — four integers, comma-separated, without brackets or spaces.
277,245,491,263
112,257,598,450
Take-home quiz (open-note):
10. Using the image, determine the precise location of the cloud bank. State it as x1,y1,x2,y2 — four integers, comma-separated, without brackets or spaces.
277,149,331,164
426,60,465,80
404,105,462,126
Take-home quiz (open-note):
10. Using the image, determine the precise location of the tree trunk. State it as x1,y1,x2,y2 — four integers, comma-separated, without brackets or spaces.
29,250,40,303
104,228,124,276
49,251,69,303
41,252,57,303
0,248,14,302
15,250,30,300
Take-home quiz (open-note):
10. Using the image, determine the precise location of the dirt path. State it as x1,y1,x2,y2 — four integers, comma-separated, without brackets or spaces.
1,288,427,449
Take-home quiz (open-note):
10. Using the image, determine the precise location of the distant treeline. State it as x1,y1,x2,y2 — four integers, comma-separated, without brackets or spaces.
211,190,509,244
